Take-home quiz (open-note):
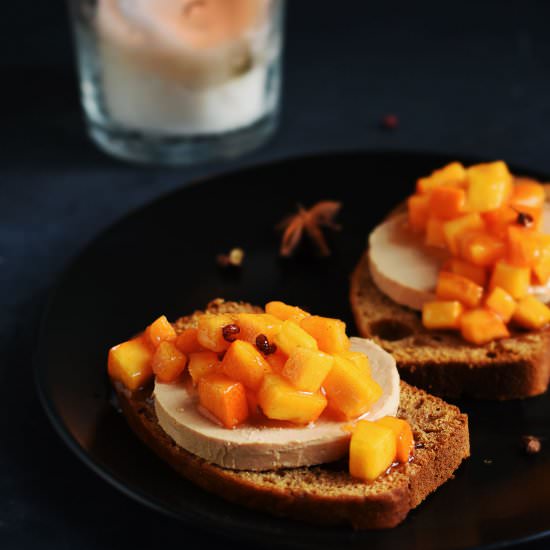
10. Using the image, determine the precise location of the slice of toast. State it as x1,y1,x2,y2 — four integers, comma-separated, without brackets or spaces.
113,300,469,529
350,253,550,399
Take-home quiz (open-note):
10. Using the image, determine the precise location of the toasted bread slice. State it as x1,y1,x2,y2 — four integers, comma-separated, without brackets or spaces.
113,300,469,529
350,253,550,400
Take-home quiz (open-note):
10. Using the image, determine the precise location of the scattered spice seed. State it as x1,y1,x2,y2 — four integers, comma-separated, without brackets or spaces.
381,114,399,130
516,211,534,228
277,201,342,257
483,459,493,465
217,247,245,267
255,334,277,355
222,324,240,342
414,442,425,449
521,435,542,455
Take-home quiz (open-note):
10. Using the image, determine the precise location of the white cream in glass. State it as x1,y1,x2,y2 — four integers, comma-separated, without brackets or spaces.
68,0,284,164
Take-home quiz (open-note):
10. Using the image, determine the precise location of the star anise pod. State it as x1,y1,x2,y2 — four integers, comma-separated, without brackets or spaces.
277,201,342,257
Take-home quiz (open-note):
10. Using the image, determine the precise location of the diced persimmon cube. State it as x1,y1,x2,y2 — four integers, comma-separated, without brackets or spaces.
416,162,467,194
234,313,282,345
323,356,383,419
151,341,187,383
429,186,466,220
460,308,510,345
273,320,318,356
220,340,271,391
533,237,550,284
258,374,327,424
533,255,550,285
300,315,350,354
349,420,396,482
490,261,530,299
265,301,310,323
422,301,464,330
443,258,487,286
443,213,485,255
196,314,234,353
483,206,518,239
146,315,176,348
198,374,248,429
507,226,541,268
425,217,447,248
108,336,154,391
458,230,506,267
466,161,513,212
511,181,545,210
436,271,483,308
282,347,334,392
485,287,516,323
175,328,204,354
265,350,288,373
376,416,415,463
512,296,550,330
188,351,220,385
337,351,371,377
407,194,431,232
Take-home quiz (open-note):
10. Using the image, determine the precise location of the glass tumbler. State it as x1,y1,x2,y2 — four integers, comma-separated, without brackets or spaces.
67,0,285,164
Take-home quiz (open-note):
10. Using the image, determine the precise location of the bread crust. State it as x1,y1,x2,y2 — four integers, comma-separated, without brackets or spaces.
350,253,550,400
112,300,469,529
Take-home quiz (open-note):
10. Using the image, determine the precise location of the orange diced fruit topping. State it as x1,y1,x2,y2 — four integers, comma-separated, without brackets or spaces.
273,320,318,356
436,271,483,308
108,336,154,391
198,374,248,429
323,356,383,419
407,194,431,231
465,161,512,212
220,340,271,391
300,315,350,354
425,217,447,248
376,416,415,463
188,351,220,385
429,185,466,219
146,315,176,348
458,230,506,267
483,206,518,239
490,261,530,299
507,225,541,268
443,213,485,255
337,351,371,377
485,287,516,323
416,162,467,194
257,374,327,424
460,308,510,345
282,347,334,392
175,327,204,354
151,341,187,383
349,420,397,482
511,181,545,210
533,238,550,284
422,301,464,330
196,313,234,353
444,258,487,286
265,350,288,373
234,313,282,344
265,301,310,323
512,296,550,330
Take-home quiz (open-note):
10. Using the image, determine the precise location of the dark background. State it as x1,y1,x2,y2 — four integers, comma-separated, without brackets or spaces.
2,1,550,548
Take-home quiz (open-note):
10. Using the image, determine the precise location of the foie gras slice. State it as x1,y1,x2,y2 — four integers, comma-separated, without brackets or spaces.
154,338,399,471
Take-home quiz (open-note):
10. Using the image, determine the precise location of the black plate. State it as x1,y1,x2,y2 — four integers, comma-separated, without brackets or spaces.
35,152,550,550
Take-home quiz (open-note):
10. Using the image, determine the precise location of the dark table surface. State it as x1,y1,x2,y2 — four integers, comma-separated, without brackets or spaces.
3,1,550,548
